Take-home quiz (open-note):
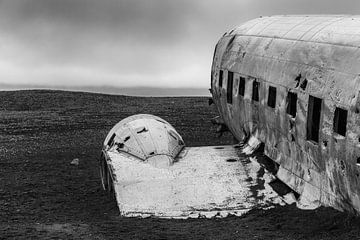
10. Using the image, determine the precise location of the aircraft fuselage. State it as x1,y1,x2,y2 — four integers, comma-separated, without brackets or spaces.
211,15,360,214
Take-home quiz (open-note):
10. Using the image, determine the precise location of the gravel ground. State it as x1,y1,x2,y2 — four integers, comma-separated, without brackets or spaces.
1,90,360,240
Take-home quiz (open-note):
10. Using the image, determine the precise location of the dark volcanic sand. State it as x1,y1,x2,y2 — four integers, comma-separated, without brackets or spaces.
1,90,360,239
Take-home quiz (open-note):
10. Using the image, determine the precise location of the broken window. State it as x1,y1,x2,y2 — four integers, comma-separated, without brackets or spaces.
333,107,348,136
227,36,235,49
286,92,298,118
239,77,245,96
219,70,223,88
107,133,116,146
227,71,234,104
306,95,322,143
267,86,277,108
300,79,308,90
295,74,301,88
252,79,260,102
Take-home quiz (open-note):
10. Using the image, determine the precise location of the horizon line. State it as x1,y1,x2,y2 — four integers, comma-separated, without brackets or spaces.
0,84,211,97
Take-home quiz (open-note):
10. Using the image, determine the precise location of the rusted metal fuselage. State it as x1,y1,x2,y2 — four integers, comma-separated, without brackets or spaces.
211,15,360,214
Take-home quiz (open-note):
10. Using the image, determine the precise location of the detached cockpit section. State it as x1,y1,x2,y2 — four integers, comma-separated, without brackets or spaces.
102,114,184,169
100,114,291,218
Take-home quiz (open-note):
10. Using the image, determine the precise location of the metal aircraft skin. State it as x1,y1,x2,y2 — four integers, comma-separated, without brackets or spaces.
211,15,360,214
100,114,288,218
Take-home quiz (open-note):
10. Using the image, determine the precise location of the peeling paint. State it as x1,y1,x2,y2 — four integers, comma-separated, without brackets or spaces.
211,15,360,214
100,115,292,218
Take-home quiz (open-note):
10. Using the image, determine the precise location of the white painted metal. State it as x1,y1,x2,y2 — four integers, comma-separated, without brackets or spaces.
103,114,184,167
101,115,293,218
106,145,289,218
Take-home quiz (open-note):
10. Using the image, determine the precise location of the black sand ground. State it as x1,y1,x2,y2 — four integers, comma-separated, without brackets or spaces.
1,90,360,239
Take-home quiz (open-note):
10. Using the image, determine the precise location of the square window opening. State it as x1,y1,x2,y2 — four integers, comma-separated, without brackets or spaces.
333,107,347,136
219,70,223,88
306,95,322,143
227,71,234,104
286,92,298,117
239,77,245,96
267,86,277,108
252,80,259,102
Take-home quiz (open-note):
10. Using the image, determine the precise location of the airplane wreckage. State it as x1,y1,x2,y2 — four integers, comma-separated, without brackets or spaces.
100,15,360,218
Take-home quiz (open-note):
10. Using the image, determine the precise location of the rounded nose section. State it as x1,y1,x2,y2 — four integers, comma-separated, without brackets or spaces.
103,114,185,166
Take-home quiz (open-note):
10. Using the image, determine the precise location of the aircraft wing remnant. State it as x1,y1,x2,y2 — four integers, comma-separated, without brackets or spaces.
100,114,292,218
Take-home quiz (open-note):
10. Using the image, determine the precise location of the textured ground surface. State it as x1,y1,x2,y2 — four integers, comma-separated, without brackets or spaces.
1,90,360,239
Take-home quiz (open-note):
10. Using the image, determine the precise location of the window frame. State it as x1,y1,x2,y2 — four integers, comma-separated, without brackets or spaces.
239,77,245,96
306,95,322,143
227,71,234,104
219,70,223,88
267,86,277,108
286,92,298,118
252,79,260,102
333,107,348,137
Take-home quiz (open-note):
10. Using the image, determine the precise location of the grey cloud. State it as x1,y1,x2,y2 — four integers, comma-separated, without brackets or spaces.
0,0,359,89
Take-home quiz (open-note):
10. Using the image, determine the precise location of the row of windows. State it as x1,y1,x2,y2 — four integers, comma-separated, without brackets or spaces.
218,70,348,141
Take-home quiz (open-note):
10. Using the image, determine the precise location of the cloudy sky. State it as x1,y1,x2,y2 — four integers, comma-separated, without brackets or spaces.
0,0,359,91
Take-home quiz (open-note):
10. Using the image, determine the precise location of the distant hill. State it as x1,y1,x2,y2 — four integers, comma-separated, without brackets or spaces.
0,84,211,97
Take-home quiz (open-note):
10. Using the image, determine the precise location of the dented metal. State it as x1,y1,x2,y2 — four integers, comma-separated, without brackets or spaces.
100,114,290,218
211,15,360,214
103,114,184,168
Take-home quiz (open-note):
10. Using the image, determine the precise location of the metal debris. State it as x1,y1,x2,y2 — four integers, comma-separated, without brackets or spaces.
100,114,291,218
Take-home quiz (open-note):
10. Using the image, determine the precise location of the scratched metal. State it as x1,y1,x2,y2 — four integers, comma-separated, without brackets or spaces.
105,145,287,218
101,115,289,218
211,15,360,214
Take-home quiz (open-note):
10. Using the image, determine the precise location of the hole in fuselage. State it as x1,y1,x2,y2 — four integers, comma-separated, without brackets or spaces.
226,158,237,162
294,74,301,88
306,95,322,143
267,86,277,108
333,107,347,136
107,133,116,146
340,160,346,170
300,79,308,90
289,120,294,129
124,136,130,142
137,127,148,134
286,92,297,118
291,134,295,142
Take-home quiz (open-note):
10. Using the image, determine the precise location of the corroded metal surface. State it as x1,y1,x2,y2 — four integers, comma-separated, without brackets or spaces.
104,145,288,218
211,15,360,214
101,115,290,218
103,114,184,168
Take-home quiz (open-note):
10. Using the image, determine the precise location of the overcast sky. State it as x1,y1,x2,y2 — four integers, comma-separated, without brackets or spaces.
0,0,360,90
